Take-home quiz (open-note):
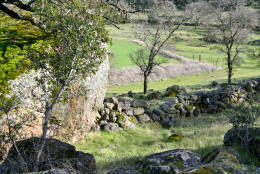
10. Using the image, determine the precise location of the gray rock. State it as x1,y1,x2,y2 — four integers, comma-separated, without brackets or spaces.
104,108,110,115
131,100,148,108
151,114,161,122
153,109,165,118
117,113,135,129
109,112,117,123
122,103,131,112
125,109,134,116
136,114,151,123
114,104,122,113
110,97,119,105
0,138,96,174
103,123,119,132
91,124,100,132
136,149,201,174
128,91,134,97
99,120,108,126
104,103,115,110
102,114,110,121
133,108,145,116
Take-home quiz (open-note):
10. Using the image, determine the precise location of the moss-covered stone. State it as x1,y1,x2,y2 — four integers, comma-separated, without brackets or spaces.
185,148,248,174
168,132,185,142
129,116,138,124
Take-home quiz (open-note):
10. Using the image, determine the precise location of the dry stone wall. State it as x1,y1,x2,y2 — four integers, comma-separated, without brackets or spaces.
95,78,260,131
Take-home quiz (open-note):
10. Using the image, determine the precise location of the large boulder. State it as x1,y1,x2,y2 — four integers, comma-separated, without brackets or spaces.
224,127,260,159
135,149,201,174
186,147,248,174
0,137,96,174
5,56,109,143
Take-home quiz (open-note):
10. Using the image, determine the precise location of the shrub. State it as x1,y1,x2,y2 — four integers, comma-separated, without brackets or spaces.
227,104,260,128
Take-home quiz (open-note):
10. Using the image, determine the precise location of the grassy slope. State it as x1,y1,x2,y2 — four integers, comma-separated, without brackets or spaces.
75,110,260,173
107,68,260,94
75,115,231,173
109,39,180,70
107,24,260,94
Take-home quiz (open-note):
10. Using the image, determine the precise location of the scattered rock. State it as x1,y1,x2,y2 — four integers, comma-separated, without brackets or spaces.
136,149,201,174
211,80,218,87
224,127,260,150
117,114,135,129
110,97,119,105
128,91,134,97
187,147,248,174
133,108,145,116
0,137,96,174
168,131,185,142
136,114,151,123
103,123,120,132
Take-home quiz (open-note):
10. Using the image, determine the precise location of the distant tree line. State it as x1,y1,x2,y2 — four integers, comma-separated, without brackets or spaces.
126,0,259,10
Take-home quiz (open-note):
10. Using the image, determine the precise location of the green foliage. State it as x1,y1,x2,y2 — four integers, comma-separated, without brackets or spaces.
0,13,43,95
227,104,260,127
27,0,109,96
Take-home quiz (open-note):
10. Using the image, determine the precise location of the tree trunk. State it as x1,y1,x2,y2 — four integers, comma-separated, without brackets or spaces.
144,74,148,94
227,52,232,85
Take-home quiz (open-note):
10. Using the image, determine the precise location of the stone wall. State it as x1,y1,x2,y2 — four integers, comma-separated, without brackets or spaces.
96,78,260,130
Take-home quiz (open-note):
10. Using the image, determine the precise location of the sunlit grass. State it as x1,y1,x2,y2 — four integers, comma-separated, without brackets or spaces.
75,114,232,174
109,39,180,70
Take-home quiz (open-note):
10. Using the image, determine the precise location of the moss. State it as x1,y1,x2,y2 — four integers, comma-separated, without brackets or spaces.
111,110,120,115
117,114,124,122
187,105,194,111
172,160,185,170
168,132,184,142
129,116,138,124
169,90,177,97
230,98,237,103
166,154,175,160
237,92,243,97
176,102,183,107
192,166,217,174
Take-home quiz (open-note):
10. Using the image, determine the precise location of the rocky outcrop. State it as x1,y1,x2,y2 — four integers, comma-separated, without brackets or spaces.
0,56,109,152
224,127,260,160
109,147,257,174
0,137,96,174
135,149,201,174
186,147,249,174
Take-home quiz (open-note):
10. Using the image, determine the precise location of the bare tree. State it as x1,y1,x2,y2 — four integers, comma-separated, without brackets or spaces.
186,1,210,30
131,0,190,94
208,0,258,84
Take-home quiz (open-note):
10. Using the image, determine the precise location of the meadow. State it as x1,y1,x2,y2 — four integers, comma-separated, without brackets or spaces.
106,23,260,95
75,93,260,173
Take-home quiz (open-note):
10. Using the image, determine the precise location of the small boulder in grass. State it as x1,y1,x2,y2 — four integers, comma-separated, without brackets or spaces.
168,131,185,142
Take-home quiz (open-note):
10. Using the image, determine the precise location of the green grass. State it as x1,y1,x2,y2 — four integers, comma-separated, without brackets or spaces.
75,94,260,174
107,68,260,94
106,23,260,93
75,111,260,174
75,114,231,173
109,39,180,70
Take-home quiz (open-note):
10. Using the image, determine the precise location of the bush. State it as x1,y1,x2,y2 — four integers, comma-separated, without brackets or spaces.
227,104,260,128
